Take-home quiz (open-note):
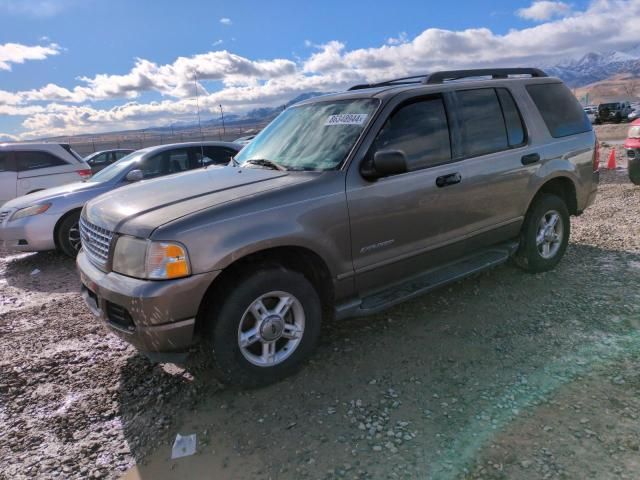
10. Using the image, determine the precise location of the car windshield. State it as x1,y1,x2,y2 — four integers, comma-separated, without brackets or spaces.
87,152,141,182
600,103,619,109
235,98,379,171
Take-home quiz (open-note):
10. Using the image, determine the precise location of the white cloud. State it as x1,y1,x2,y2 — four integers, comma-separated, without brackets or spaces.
219,17,232,25
0,42,61,71
386,32,408,46
212,39,224,47
5,0,640,139
517,1,572,21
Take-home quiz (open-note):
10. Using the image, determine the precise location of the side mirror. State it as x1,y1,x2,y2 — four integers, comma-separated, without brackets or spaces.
125,169,144,182
361,150,408,180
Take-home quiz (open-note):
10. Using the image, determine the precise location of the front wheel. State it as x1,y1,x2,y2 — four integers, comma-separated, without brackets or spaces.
56,211,82,258
515,194,570,273
207,268,322,387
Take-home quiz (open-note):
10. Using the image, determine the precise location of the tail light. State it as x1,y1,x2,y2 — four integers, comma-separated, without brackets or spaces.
76,168,92,179
593,140,600,172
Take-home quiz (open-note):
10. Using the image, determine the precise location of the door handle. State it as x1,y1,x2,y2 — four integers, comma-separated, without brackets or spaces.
436,172,461,188
521,153,541,165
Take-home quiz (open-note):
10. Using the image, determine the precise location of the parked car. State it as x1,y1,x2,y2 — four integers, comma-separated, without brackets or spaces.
0,142,241,256
624,118,640,185
77,68,598,387
84,149,135,173
233,134,256,146
0,143,91,206
596,101,632,123
583,106,598,124
628,109,639,121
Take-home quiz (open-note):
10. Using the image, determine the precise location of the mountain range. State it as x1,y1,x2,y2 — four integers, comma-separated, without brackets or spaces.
544,45,640,89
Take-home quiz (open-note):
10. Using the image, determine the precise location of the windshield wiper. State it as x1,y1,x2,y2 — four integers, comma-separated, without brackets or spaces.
244,158,287,171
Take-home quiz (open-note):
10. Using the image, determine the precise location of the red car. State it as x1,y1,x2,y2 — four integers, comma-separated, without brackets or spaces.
624,119,640,185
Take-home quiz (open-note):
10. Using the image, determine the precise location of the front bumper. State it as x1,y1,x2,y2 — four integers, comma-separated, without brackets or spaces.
77,250,219,353
0,209,59,251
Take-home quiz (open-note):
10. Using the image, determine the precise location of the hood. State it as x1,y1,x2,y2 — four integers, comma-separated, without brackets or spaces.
1,181,102,210
84,166,307,237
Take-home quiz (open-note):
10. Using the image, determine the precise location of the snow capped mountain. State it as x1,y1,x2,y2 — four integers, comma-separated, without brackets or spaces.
545,46,640,87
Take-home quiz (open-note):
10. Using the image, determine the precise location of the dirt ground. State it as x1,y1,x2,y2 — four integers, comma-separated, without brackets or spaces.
593,123,631,141
1,157,639,480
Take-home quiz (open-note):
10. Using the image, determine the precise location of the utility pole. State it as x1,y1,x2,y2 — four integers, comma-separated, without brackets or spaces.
219,104,226,140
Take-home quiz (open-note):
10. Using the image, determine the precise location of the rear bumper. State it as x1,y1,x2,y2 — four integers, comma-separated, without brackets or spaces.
77,250,220,353
0,210,58,251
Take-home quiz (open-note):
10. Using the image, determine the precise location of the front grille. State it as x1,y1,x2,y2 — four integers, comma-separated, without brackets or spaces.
80,216,113,269
0,211,10,224
106,302,135,331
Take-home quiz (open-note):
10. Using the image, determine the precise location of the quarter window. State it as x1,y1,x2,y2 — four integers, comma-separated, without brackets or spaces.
372,96,451,172
527,83,591,138
0,153,7,172
15,151,67,171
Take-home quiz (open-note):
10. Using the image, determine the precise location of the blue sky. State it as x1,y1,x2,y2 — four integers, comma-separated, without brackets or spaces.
0,0,633,139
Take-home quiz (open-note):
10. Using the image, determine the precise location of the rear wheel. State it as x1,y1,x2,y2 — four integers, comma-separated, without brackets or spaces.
515,194,570,273
206,268,322,387
56,211,82,258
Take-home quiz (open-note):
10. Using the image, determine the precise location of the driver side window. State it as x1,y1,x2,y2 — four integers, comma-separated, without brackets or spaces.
372,96,451,172
139,153,168,179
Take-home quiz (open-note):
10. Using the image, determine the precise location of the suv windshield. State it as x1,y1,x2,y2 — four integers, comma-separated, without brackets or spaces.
87,152,140,182
599,103,620,109
235,98,379,171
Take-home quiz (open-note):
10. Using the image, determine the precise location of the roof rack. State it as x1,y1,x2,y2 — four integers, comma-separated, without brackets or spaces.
348,68,548,90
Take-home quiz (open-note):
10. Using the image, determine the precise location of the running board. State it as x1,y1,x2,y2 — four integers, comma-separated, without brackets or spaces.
336,241,518,319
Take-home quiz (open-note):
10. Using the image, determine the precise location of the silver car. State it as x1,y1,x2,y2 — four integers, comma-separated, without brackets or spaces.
0,141,241,257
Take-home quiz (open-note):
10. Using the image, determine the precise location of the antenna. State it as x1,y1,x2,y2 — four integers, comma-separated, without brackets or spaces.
193,69,204,140
219,104,225,140
193,69,205,162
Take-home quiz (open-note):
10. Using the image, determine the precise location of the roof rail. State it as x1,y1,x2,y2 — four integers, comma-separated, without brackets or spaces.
423,68,547,84
347,68,548,91
348,75,426,91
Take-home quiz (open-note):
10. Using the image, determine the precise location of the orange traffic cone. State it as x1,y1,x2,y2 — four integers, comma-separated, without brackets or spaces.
607,148,617,169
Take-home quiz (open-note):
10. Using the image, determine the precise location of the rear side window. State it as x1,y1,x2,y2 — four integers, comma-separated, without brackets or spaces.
16,151,67,171
373,96,451,171
527,83,591,138
456,88,508,157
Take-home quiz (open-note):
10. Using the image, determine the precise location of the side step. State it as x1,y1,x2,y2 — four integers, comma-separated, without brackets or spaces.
337,241,518,319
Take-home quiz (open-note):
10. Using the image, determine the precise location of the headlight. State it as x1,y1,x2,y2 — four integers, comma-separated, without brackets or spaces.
10,203,51,221
112,236,190,280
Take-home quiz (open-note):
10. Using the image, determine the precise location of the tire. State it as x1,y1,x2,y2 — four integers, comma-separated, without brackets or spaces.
56,211,82,258
515,194,570,273
207,267,322,388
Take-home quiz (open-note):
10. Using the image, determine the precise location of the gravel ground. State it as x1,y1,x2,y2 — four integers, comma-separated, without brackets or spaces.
1,158,639,480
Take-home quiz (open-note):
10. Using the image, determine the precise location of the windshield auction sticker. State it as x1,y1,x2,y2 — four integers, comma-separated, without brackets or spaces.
324,114,369,126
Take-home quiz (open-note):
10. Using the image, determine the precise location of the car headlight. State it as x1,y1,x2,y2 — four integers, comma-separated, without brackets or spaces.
112,236,191,280
10,203,51,221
